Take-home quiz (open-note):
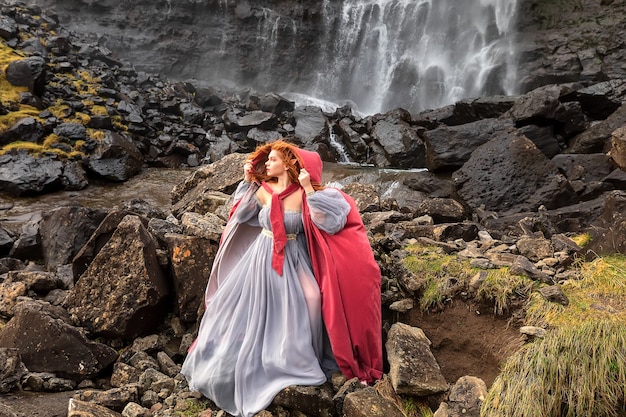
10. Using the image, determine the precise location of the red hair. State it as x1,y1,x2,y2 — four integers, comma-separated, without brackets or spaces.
247,140,323,191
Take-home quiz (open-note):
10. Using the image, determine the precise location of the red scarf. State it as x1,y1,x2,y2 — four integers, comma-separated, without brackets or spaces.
261,181,300,276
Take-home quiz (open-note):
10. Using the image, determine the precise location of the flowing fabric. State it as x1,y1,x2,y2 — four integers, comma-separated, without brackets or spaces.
181,180,351,417
296,149,384,384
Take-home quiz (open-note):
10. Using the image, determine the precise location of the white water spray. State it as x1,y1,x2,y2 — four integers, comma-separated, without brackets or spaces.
311,0,518,114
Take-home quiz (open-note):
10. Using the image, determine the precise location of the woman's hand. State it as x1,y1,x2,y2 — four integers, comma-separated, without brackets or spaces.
243,160,253,182
298,168,311,187
299,168,315,196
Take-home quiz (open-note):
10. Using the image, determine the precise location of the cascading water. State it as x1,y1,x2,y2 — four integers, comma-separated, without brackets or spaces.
308,0,518,115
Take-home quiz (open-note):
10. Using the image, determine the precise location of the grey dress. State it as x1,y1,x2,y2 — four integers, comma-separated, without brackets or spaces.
181,181,351,417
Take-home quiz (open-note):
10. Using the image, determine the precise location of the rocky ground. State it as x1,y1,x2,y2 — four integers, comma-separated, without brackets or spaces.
2,2,626,417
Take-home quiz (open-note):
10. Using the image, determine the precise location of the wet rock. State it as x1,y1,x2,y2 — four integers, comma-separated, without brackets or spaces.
453,129,579,213
293,106,329,148
518,124,561,159
5,56,47,95
567,103,626,153
86,132,144,182
0,14,17,40
449,95,516,125
423,118,512,172
370,118,424,168
0,117,45,146
505,84,568,123
0,152,83,196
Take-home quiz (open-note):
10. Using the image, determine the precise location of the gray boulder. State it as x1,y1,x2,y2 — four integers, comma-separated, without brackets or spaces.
386,322,448,396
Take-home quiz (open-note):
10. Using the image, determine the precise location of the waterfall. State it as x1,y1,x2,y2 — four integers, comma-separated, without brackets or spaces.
309,0,518,115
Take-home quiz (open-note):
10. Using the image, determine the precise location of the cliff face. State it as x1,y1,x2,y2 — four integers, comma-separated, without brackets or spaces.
11,0,626,111
25,0,326,89
515,0,626,92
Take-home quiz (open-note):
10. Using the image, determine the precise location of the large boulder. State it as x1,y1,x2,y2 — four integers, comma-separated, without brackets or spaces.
0,300,118,380
165,233,217,323
64,215,170,339
85,131,144,181
4,56,47,95
39,205,107,272
423,118,513,172
567,103,626,153
386,322,448,396
370,119,424,168
0,152,88,196
71,210,139,280
453,129,579,214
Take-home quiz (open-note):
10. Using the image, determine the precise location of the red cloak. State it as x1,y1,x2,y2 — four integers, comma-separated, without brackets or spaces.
297,149,383,384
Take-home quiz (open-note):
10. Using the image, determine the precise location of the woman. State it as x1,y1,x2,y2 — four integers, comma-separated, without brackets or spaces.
181,140,382,417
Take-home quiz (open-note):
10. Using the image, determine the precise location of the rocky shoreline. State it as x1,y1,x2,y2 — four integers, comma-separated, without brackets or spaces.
1,2,626,417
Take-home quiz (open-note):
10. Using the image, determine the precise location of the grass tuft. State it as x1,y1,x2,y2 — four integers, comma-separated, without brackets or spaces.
482,254,626,416
571,232,592,247
476,268,535,315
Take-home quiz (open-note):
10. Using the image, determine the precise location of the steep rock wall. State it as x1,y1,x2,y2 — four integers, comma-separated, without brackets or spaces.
9,0,626,109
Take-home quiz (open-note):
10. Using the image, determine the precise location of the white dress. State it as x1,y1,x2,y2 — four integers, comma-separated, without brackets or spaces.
181,182,351,417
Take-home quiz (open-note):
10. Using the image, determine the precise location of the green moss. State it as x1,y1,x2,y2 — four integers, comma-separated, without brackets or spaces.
175,399,211,416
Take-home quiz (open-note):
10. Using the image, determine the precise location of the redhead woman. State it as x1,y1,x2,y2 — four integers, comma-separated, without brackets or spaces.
181,140,382,417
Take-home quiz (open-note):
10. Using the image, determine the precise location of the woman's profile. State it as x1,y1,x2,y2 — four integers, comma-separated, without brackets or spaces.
181,140,382,417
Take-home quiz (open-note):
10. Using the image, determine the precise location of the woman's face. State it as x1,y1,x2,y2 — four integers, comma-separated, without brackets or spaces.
265,150,287,178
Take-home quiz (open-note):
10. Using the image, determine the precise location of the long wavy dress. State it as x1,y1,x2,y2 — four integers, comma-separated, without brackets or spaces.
181,181,351,417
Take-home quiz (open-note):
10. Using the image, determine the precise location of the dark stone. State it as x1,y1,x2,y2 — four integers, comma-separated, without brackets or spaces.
0,299,118,380
423,118,513,172
4,56,46,96
86,131,144,182
39,204,107,271
453,129,578,213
